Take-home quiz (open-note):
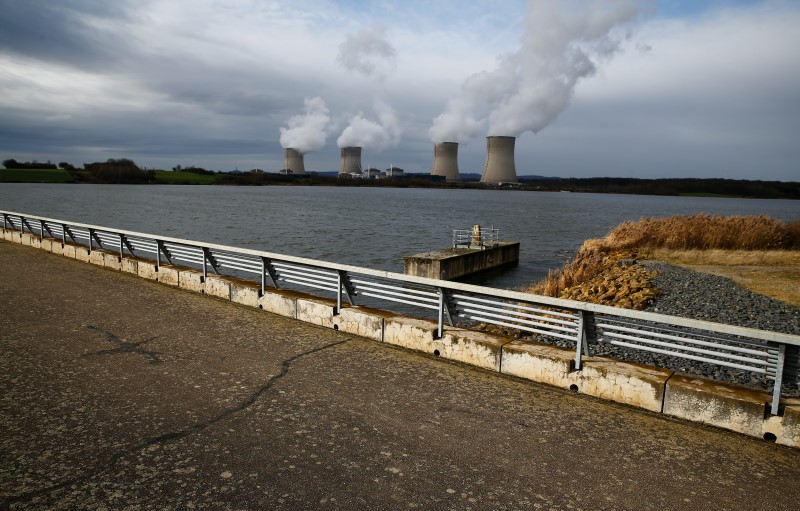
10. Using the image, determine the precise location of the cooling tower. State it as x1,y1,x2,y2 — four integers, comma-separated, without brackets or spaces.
338,146,362,175
431,142,460,181
480,136,517,183
283,148,306,175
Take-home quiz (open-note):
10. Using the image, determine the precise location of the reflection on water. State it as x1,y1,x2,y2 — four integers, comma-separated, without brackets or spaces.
1,183,798,290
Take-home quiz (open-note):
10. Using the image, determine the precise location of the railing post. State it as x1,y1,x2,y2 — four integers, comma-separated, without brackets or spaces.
88,228,94,253
61,224,67,245
261,257,266,296
436,288,445,339
156,240,162,269
118,234,124,259
39,220,45,238
2,213,6,230
771,343,787,415
336,272,343,315
575,311,588,371
202,247,208,280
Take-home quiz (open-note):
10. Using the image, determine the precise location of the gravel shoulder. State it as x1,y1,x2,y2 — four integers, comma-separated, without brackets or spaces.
589,261,800,395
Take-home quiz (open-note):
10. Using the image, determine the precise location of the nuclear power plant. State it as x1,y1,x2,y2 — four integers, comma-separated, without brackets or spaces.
339,146,363,175
480,136,517,183
431,142,460,181
283,148,306,175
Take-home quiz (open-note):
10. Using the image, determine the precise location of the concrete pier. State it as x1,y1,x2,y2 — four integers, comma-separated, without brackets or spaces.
3,239,800,509
403,241,520,280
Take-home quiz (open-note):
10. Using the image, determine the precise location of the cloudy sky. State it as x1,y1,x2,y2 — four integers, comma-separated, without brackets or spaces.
1,0,798,181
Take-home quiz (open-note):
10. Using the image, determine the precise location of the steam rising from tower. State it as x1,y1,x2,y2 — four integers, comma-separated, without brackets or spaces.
339,147,362,175
337,100,402,151
279,97,331,155
481,136,517,183
430,0,643,144
431,142,460,181
283,148,306,175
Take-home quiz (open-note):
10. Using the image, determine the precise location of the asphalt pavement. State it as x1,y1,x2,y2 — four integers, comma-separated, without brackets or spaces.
2,240,800,510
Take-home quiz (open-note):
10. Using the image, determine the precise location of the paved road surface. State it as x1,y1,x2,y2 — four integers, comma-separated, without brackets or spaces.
2,240,799,510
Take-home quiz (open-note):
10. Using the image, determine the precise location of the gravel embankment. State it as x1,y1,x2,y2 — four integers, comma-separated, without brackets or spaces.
591,262,800,395
643,262,800,335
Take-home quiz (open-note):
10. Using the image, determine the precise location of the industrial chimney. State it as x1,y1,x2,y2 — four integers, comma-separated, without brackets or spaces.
283,148,306,175
431,142,460,181
339,146,362,175
480,136,517,183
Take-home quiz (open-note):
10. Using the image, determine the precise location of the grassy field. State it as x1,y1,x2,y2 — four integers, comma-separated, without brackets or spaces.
153,170,219,185
0,168,73,183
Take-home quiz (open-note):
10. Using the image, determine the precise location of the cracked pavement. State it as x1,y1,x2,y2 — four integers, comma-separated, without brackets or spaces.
2,240,800,510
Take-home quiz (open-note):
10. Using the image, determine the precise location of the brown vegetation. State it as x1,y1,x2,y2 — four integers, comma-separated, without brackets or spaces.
528,214,800,309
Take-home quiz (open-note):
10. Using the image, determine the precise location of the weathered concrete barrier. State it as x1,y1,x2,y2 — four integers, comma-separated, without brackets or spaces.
403,241,520,280
4,227,800,448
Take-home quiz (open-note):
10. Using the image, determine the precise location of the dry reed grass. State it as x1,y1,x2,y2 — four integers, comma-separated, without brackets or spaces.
529,214,800,304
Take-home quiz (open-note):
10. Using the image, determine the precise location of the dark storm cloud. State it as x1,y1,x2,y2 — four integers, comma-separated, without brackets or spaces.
0,0,138,70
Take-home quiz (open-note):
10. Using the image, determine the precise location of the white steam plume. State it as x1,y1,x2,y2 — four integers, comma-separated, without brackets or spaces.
279,97,332,154
336,100,402,150
337,25,397,81
430,0,645,143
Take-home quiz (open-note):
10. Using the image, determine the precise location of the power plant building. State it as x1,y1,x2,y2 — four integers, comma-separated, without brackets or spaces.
431,142,460,181
339,146,363,176
480,136,517,183
283,148,306,175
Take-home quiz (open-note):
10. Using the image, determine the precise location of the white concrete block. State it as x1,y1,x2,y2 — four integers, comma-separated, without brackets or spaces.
158,265,180,286
178,269,205,294
383,317,438,352
231,280,260,308
296,297,337,328
435,328,511,372
205,276,231,300
664,374,769,438
258,290,298,318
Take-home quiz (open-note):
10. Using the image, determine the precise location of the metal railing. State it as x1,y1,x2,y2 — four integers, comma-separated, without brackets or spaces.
3,209,799,414
453,227,500,248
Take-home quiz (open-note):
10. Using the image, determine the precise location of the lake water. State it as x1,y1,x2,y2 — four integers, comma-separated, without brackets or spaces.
1,183,798,290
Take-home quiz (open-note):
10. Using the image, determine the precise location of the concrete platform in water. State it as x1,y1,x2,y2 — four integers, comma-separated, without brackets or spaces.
403,241,520,280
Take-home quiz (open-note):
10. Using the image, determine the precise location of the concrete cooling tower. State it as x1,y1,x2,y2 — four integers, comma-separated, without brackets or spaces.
339,146,362,175
480,136,517,183
431,142,460,181
283,148,306,175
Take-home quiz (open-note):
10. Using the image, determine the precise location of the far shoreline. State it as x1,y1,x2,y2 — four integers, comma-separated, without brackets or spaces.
2,168,799,201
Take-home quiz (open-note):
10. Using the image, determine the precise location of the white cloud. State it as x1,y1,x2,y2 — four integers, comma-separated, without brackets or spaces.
0,0,797,179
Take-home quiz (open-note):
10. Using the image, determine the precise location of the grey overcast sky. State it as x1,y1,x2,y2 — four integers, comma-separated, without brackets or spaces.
1,0,798,181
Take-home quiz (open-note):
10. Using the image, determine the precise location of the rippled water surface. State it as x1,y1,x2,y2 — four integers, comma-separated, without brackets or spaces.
2,184,798,289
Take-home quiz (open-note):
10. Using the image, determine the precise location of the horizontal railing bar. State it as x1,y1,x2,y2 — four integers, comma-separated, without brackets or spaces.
455,300,578,328
171,255,205,265
463,315,578,342
351,279,439,299
218,262,261,274
607,340,769,375
461,308,578,335
597,323,775,359
273,262,338,279
279,273,337,288
276,267,338,284
281,278,339,293
452,293,576,319
358,291,440,310
355,285,440,306
212,253,260,266
596,315,775,351
603,332,771,368
166,250,204,261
